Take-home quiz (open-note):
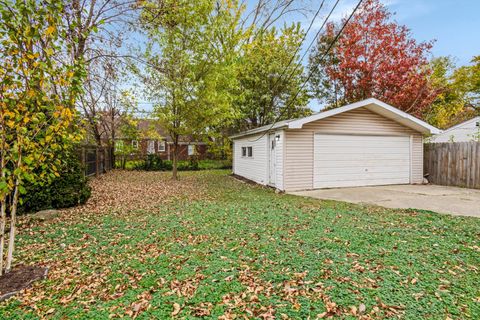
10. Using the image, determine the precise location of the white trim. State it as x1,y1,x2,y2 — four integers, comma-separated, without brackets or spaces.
268,133,275,187
187,144,195,156
147,140,155,154
440,116,480,133
229,121,289,139
282,130,286,190
230,98,441,139
409,135,413,184
131,140,138,149
288,98,440,134
158,140,166,152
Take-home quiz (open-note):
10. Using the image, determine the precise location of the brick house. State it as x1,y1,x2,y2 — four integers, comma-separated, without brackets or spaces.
115,119,209,161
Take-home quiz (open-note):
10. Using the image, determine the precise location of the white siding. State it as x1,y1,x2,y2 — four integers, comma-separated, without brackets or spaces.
284,108,424,191
411,134,423,184
431,117,480,142
275,130,284,190
233,133,268,185
284,129,314,191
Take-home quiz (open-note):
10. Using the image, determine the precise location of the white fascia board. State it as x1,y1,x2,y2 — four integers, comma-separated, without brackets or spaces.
288,98,441,135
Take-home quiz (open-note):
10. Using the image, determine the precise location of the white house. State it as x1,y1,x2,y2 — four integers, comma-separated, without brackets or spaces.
430,117,480,143
230,98,440,191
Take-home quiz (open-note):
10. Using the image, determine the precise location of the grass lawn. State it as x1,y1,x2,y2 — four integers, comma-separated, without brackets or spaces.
1,170,479,319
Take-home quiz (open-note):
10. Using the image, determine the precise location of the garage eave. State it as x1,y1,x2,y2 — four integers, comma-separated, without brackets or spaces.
287,98,441,135
229,123,288,139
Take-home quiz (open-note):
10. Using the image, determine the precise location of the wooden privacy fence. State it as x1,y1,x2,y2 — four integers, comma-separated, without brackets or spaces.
424,142,480,189
78,145,113,177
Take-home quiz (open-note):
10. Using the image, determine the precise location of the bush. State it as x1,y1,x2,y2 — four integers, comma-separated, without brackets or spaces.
197,159,232,170
129,155,232,172
141,154,172,171
19,152,91,214
179,156,199,171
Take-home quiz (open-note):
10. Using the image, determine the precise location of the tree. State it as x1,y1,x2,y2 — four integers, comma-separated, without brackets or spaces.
0,0,85,273
115,116,140,169
425,57,465,128
426,56,480,128
451,56,480,119
63,0,137,161
140,0,243,179
236,25,311,130
309,0,435,117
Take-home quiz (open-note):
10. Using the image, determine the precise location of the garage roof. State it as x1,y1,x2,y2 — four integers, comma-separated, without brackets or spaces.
230,98,441,139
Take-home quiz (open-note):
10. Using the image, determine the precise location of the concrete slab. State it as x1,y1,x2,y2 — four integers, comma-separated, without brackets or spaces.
289,185,480,218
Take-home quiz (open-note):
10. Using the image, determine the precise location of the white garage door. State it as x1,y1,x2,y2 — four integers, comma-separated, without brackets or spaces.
314,134,411,188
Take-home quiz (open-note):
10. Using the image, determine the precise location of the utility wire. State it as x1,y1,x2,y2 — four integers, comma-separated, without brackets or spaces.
244,0,339,142
248,0,364,142
267,0,328,93
279,0,341,90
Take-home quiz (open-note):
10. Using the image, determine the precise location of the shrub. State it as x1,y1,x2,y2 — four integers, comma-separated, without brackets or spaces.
141,154,172,171
130,156,231,172
19,152,91,214
181,156,199,171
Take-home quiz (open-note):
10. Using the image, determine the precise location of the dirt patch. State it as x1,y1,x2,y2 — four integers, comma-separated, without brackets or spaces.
0,265,48,301
29,209,59,221
231,174,265,187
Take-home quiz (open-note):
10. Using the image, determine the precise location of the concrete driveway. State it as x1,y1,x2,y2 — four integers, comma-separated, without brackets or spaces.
289,184,480,217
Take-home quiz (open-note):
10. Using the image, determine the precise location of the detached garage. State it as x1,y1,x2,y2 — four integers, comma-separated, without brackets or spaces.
230,98,440,192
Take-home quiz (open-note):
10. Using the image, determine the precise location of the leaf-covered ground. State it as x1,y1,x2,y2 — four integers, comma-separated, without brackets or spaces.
0,170,479,319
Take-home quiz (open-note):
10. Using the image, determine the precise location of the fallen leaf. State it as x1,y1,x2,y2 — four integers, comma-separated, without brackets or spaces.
172,303,181,316
359,303,366,313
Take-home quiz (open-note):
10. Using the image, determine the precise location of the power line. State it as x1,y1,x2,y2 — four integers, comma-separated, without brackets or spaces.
267,0,328,93
281,0,341,88
249,0,364,142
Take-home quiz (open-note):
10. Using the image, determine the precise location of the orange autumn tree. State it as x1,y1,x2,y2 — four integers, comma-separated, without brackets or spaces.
0,0,85,273
309,0,436,117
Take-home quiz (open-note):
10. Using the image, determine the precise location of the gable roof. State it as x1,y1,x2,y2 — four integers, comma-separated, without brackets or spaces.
230,98,441,139
439,116,480,133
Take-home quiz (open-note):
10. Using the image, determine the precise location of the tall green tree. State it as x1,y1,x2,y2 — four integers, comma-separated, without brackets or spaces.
236,24,311,130
140,0,243,179
426,56,480,128
0,0,85,273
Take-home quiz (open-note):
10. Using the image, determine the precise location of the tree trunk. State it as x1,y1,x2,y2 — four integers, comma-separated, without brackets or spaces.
5,178,19,273
95,147,100,177
0,145,6,275
0,198,6,275
111,108,116,169
110,145,115,170
172,135,179,180
172,144,178,180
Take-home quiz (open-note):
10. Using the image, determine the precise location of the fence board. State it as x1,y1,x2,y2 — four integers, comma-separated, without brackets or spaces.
78,145,112,177
424,142,480,189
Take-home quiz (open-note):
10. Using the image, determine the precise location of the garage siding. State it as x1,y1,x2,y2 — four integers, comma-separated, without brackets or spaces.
275,130,285,190
233,133,268,185
411,134,423,184
284,108,424,191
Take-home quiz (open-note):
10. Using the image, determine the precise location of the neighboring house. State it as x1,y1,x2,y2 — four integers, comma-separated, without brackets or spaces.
230,98,440,191
430,117,480,143
115,119,208,161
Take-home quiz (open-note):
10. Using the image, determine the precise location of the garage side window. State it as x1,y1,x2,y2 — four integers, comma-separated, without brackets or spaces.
241,146,253,158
